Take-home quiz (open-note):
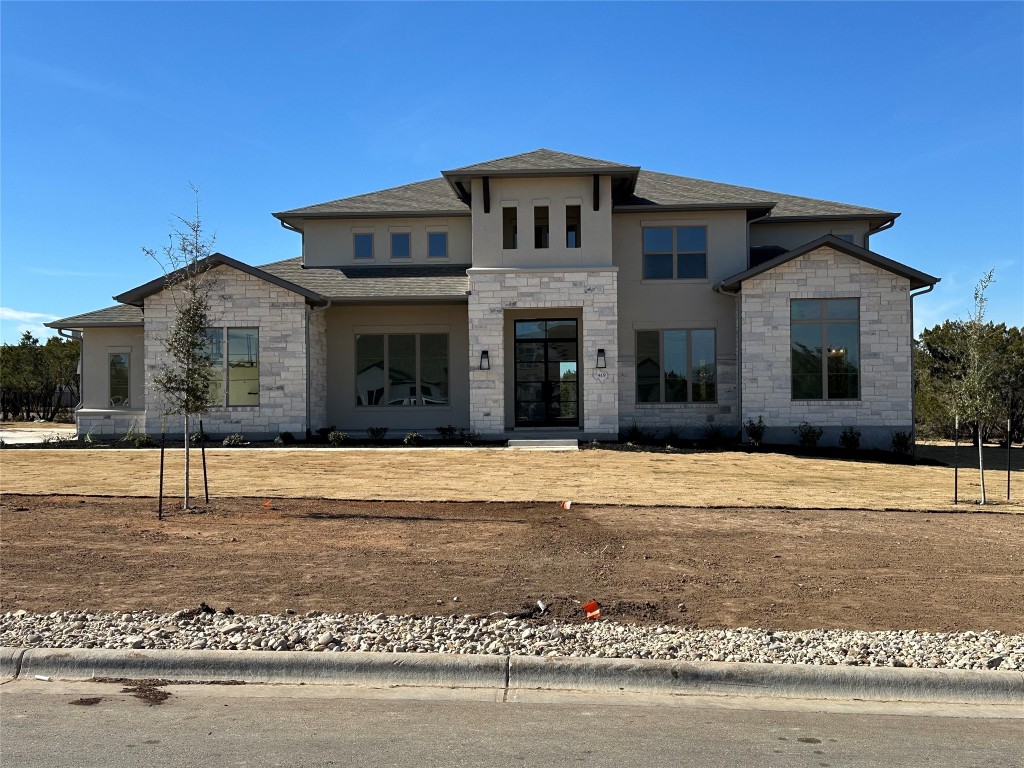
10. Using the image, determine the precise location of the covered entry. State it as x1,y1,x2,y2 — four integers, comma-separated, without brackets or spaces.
513,319,578,426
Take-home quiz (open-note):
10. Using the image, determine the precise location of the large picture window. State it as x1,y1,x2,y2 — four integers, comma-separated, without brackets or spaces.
791,299,859,400
636,329,716,403
355,333,449,406
108,353,130,407
203,328,260,406
642,226,707,279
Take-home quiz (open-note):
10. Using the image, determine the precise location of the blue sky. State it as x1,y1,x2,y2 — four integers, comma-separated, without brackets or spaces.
2,1,1021,343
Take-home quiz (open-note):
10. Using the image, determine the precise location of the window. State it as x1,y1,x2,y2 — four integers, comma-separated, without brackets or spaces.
566,204,581,248
203,328,260,406
354,232,374,259
428,231,448,258
391,232,411,259
355,333,449,406
833,232,855,244
502,206,518,249
635,329,716,403
642,226,707,279
534,205,549,248
108,353,130,407
791,299,859,400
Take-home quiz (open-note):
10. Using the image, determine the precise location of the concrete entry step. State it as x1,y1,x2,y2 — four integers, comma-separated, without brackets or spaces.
506,439,579,451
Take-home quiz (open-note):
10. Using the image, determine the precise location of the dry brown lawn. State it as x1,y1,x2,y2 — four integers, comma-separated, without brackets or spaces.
1,445,1021,511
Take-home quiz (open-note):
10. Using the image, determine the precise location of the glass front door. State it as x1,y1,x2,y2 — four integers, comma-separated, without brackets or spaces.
514,319,578,427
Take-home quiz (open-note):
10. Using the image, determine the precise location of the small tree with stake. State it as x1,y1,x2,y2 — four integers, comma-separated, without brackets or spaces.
144,187,217,513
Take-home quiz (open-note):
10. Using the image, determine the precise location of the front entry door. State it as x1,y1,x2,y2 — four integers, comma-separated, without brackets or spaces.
514,319,579,427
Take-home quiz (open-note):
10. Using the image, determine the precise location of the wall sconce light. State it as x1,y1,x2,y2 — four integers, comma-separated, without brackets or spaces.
480,350,490,370
596,349,607,368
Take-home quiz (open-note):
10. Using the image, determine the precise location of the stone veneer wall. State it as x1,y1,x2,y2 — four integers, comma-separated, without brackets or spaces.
143,265,311,439
740,246,913,449
77,409,148,438
467,268,619,438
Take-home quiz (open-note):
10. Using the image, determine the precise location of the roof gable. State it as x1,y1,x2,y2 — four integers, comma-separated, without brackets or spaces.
717,235,940,291
442,148,638,175
112,252,326,306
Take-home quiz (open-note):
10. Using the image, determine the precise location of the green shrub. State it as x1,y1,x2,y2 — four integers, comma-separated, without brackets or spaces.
794,421,823,448
366,426,389,442
702,422,725,447
624,422,654,444
316,426,336,442
222,433,245,447
744,416,767,446
274,431,296,446
436,425,458,441
403,431,425,446
120,432,155,448
458,428,480,446
190,430,210,444
327,431,348,446
839,426,862,450
891,430,913,455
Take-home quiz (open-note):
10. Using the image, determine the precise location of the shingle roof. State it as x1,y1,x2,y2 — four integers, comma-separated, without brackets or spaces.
274,178,466,218
47,304,143,329
443,148,637,174
623,171,896,220
259,258,470,301
717,235,939,291
274,151,896,222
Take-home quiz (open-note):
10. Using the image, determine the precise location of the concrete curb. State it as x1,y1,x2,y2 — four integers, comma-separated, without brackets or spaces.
5,647,1022,705
509,656,1024,704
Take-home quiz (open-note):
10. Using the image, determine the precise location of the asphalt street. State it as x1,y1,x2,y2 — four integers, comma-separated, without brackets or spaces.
1,679,1020,768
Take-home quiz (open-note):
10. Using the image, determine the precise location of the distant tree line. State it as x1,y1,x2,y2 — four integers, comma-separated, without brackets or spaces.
915,320,1023,445
0,331,80,421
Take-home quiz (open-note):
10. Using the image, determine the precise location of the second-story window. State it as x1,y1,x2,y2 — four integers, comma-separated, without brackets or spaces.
534,206,549,248
503,206,518,249
566,205,581,248
643,226,708,279
428,232,448,258
354,233,374,259
391,232,411,259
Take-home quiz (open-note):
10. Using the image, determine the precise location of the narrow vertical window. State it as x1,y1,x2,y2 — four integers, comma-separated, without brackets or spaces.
391,232,411,259
203,328,225,405
108,353,130,407
534,205,549,248
355,334,386,405
354,233,374,259
502,206,518,249
636,331,661,403
428,232,448,258
565,204,581,248
227,328,259,406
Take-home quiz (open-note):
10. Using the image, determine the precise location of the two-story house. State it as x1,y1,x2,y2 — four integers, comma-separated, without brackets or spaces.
48,149,939,448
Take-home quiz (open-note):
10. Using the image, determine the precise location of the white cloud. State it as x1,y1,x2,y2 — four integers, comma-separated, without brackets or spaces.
0,307,60,344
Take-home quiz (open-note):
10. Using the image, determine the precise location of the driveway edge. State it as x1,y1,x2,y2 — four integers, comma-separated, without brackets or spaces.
5,647,1023,705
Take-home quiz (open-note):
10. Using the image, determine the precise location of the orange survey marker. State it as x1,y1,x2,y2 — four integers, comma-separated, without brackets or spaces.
561,500,572,510
583,600,601,620
262,499,272,507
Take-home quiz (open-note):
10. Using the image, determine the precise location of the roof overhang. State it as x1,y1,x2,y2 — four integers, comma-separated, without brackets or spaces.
113,252,327,307
716,234,939,292
613,203,776,221
441,165,641,206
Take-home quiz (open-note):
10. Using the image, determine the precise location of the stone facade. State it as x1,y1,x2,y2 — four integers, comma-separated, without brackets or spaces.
467,268,619,438
142,265,312,439
739,246,914,449
77,409,147,438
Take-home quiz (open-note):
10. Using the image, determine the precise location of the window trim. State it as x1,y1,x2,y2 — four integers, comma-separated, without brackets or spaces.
642,225,708,281
790,298,860,401
635,328,717,404
355,332,451,408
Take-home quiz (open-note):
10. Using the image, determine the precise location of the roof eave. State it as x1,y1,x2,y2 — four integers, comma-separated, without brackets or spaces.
758,212,900,224
44,321,143,330
273,209,470,221
612,202,777,215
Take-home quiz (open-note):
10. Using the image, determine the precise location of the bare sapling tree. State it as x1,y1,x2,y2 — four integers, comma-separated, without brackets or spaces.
144,185,217,509
954,270,999,504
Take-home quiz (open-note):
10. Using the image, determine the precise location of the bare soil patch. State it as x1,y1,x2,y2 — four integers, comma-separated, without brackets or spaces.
2,494,1021,633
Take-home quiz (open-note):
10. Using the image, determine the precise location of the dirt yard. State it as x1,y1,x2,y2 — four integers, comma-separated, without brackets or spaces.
2,494,1022,633
1,445,1021,510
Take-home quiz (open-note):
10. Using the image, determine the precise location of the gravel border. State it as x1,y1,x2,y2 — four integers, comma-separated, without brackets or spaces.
3,609,1021,672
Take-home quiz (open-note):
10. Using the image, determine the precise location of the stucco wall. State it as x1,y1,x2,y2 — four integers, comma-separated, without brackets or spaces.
467,268,619,438
750,220,873,251
302,216,471,267
308,309,329,433
740,246,913,449
470,176,613,269
75,326,147,438
142,265,311,439
323,302,470,434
